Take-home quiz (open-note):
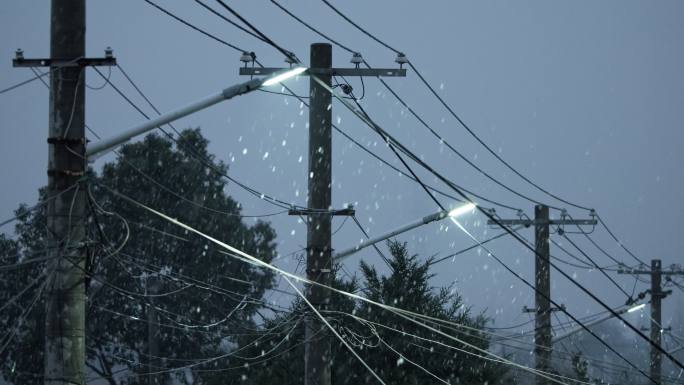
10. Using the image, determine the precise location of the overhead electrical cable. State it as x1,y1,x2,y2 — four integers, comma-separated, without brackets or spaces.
147,0,517,213
561,233,632,300
203,7,669,380
91,66,294,211
319,74,681,379
319,0,591,213
144,1,666,379
96,183,630,385
265,1,635,278
264,0,521,212
316,0,650,269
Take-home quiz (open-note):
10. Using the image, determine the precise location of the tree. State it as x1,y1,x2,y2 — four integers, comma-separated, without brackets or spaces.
571,352,590,384
0,129,278,385
227,241,508,385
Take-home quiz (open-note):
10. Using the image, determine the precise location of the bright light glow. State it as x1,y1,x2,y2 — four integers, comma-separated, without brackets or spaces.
448,202,477,218
627,303,646,313
262,67,307,86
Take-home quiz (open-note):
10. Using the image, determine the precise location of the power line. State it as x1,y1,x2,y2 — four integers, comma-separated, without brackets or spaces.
0,71,49,94
213,6,672,374
28,62,290,222
0,183,80,228
142,0,244,52
316,77,669,382
314,0,651,272
596,214,648,266
99,184,590,384
0,55,86,95
213,0,298,63
561,233,632,300
153,0,516,214
194,0,267,43
350,214,390,266
319,0,592,213
91,66,294,211
267,0,523,212
220,4,676,372
266,0,649,283
139,1,669,378
428,226,522,266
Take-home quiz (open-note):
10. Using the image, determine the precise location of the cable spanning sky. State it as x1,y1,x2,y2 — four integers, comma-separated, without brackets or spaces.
1,0,684,378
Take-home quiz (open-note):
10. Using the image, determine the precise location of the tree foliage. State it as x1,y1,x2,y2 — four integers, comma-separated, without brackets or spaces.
0,130,277,385
225,241,507,385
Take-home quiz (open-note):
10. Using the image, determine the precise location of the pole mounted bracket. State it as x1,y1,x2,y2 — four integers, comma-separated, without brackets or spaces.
12,47,117,68
523,304,566,313
47,169,85,177
288,207,355,216
48,137,86,145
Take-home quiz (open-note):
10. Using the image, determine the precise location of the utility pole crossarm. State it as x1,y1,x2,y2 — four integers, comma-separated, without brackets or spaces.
240,67,406,77
486,219,597,226
13,56,116,68
618,268,684,276
288,208,355,216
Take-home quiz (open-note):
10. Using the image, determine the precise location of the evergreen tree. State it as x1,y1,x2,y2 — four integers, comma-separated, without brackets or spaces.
228,241,507,385
0,130,277,385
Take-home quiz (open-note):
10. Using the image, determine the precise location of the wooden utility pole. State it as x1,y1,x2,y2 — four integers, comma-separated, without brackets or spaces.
45,1,86,384
12,3,115,383
618,259,684,385
488,205,596,385
239,44,404,385
305,42,334,385
651,259,663,385
534,205,552,382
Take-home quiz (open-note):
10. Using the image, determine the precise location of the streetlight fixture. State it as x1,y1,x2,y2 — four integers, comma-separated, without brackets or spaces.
86,66,308,159
553,302,646,343
334,202,478,261
262,66,306,86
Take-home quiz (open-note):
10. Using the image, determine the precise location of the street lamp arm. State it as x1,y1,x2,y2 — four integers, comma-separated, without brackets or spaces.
552,304,646,344
334,210,448,261
86,78,263,159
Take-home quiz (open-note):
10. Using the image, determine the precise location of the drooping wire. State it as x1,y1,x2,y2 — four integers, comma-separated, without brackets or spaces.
213,0,299,63
266,0,533,214
142,0,244,52
268,0,643,275
428,226,523,266
316,76,669,382
194,0,268,44
92,65,294,211
319,0,592,213
145,3,669,379
224,8,659,372
160,0,519,214
596,214,648,266
349,215,390,267
95,184,584,384
560,233,632,300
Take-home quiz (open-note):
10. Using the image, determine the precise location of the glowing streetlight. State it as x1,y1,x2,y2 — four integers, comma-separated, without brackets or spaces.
448,202,477,218
553,303,646,343
262,66,307,86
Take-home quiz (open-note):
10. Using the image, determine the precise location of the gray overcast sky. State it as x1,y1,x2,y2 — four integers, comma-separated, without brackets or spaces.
2,0,683,373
